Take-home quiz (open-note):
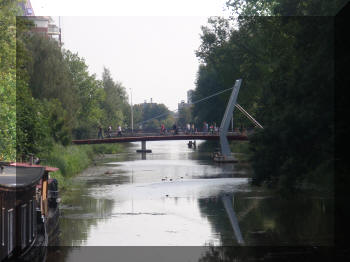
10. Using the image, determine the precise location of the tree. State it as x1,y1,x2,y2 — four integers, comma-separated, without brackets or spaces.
178,106,193,127
100,67,128,129
24,34,78,124
226,0,347,16
131,102,172,131
64,50,104,139
0,0,18,161
193,0,342,190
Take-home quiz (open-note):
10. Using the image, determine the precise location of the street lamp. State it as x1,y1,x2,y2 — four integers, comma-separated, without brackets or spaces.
130,88,133,133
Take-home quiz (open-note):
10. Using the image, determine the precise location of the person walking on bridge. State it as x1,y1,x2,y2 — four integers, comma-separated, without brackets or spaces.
117,125,122,136
98,126,104,139
191,123,195,134
172,123,178,135
160,124,165,135
214,123,218,134
203,122,209,133
107,125,112,138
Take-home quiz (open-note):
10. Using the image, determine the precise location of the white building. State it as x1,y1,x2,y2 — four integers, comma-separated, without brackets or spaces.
18,1,61,44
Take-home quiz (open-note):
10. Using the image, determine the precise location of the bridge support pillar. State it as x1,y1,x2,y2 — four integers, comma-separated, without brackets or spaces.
136,140,152,153
214,79,242,163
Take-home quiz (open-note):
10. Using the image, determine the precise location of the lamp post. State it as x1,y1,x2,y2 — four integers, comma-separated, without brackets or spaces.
130,88,133,133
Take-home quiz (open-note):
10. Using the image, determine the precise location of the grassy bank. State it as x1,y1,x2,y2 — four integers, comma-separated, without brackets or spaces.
230,141,251,161
40,143,124,191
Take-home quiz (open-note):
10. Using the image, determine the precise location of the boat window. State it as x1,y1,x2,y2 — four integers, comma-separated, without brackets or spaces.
32,200,36,238
21,204,27,249
29,200,32,243
8,209,13,254
1,208,4,246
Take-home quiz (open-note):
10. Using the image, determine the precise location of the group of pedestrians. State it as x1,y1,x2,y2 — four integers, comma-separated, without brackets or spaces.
96,122,247,139
160,123,179,135
160,124,166,134
185,123,196,134
160,122,218,135
97,125,122,139
203,122,218,134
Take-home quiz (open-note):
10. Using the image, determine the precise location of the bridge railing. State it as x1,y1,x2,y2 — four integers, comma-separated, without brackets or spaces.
106,131,247,138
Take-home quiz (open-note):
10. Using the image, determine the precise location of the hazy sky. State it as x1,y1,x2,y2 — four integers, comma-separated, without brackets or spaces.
30,0,231,110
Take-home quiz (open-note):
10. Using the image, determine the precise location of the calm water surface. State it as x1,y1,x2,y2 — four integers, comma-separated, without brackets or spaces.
46,140,333,261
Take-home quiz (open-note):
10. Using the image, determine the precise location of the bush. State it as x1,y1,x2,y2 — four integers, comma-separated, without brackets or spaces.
41,143,124,177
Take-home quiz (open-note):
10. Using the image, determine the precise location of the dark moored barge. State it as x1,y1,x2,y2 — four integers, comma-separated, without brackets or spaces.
0,162,59,261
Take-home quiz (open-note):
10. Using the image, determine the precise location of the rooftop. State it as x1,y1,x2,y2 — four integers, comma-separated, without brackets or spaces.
0,166,45,189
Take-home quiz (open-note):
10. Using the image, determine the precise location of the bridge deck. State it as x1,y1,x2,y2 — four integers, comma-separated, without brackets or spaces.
72,133,248,145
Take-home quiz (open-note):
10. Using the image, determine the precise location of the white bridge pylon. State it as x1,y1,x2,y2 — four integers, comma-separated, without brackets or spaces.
219,79,263,158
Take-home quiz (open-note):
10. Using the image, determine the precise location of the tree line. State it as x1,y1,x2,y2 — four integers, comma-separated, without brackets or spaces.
12,12,136,160
0,1,175,161
0,0,17,161
192,0,346,190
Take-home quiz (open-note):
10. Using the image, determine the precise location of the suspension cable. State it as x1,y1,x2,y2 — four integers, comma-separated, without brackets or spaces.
235,104,263,129
135,86,235,126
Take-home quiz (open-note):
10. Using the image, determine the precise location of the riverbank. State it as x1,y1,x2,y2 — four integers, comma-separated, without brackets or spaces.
40,143,125,191
230,140,251,163
228,140,333,194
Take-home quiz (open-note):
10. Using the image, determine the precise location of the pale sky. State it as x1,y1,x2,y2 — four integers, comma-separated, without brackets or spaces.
30,0,231,110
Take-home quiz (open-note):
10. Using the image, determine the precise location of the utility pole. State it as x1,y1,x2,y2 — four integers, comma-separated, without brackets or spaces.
130,88,133,133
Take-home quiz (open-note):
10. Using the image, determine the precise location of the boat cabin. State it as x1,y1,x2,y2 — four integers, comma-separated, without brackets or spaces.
0,162,59,261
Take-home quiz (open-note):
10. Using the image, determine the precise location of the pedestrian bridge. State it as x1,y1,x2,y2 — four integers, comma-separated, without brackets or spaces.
72,132,249,145
72,79,260,158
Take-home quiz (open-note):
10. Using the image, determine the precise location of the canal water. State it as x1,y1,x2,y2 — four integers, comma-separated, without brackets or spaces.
46,141,333,261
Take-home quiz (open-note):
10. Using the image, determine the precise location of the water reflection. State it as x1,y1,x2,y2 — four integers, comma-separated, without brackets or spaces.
221,194,244,244
46,141,333,261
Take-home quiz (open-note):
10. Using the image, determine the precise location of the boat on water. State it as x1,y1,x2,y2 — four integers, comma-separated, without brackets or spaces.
0,162,60,261
211,148,238,163
213,154,238,163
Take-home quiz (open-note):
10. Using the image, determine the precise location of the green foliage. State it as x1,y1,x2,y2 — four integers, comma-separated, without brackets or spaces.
14,18,131,162
42,143,124,177
192,65,227,126
64,50,104,139
230,141,250,154
178,106,193,127
41,143,123,191
16,81,52,160
226,0,347,16
193,1,340,190
25,34,78,121
249,16,334,191
44,99,72,146
132,102,173,131
43,144,92,177
100,67,128,128
0,0,18,161
89,144,124,154
163,114,176,129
